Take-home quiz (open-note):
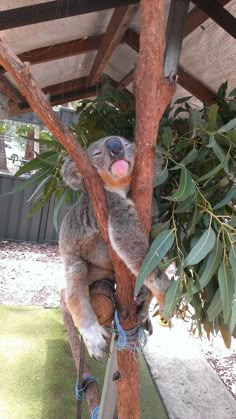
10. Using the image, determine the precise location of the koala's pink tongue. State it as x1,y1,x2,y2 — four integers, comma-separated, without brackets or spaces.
111,160,129,177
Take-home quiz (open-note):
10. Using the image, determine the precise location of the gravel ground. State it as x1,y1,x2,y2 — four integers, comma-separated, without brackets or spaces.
0,240,235,399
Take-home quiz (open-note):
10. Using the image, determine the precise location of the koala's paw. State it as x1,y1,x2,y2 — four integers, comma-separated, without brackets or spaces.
80,323,109,360
136,285,153,323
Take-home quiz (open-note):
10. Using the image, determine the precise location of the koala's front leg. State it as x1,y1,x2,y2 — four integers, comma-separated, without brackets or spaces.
64,257,108,359
107,192,169,313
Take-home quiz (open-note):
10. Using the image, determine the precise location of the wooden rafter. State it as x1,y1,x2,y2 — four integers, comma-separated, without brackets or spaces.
9,85,98,116
117,69,135,90
18,35,106,66
0,0,139,30
43,77,88,96
0,74,24,103
191,0,236,39
184,0,231,37
87,5,139,86
177,67,214,104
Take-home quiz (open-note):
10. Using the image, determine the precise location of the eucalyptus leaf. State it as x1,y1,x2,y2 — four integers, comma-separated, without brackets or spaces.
12,169,51,194
134,229,174,296
229,87,236,97
218,117,236,132
197,240,223,290
213,184,236,210
197,151,230,182
163,278,181,318
27,175,51,202
207,289,222,322
208,135,229,172
162,126,173,149
53,190,67,233
15,151,58,177
207,104,219,131
174,96,192,104
189,109,203,132
230,295,236,334
153,166,168,186
172,148,199,169
185,227,216,266
229,246,236,277
165,168,195,201
218,261,234,323
175,193,196,213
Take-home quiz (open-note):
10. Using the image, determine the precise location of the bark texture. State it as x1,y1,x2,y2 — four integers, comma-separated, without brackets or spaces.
133,0,176,236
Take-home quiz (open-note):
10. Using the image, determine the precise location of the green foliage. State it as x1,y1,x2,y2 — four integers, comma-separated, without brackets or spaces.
14,80,236,344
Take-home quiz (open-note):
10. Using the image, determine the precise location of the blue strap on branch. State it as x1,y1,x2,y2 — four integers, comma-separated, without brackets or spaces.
91,406,100,419
113,310,147,354
75,375,99,401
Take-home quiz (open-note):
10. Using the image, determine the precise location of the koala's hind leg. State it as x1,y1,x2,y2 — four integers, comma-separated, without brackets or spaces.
63,256,109,359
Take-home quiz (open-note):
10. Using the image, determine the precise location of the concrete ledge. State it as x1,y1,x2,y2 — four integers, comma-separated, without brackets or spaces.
143,319,236,419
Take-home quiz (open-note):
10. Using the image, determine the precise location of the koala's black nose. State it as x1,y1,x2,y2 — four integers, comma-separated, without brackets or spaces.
106,138,124,159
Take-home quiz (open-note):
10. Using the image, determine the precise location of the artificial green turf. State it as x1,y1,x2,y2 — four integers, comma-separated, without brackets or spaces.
0,306,167,419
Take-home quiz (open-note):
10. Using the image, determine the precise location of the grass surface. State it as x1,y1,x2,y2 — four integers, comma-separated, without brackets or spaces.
0,305,167,419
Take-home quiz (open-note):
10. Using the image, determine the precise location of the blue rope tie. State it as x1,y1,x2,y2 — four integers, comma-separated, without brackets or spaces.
114,310,147,355
91,406,100,419
75,375,98,401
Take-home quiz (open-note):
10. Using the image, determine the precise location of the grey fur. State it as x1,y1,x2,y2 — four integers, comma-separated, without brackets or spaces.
59,136,169,359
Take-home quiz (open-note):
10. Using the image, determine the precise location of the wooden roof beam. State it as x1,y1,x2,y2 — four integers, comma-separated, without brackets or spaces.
19,35,106,66
0,33,127,74
117,69,135,90
0,0,139,30
87,5,139,86
0,74,24,103
9,85,98,116
177,67,215,104
184,0,231,37
191,0,236,39
43,77,88,96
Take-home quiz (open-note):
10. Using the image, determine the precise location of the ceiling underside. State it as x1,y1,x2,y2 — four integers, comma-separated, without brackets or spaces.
0,0,235,118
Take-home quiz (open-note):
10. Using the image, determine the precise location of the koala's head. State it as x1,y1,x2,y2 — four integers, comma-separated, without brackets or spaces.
86,136,136,191
61,136,136,192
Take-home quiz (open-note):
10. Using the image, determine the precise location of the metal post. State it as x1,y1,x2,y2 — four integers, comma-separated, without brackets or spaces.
164,0,190,77
98,334,118,419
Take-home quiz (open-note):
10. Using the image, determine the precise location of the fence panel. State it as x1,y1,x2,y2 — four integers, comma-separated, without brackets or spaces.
0,173,68,243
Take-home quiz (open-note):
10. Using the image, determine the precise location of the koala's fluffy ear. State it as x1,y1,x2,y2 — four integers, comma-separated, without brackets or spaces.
61,157,84,190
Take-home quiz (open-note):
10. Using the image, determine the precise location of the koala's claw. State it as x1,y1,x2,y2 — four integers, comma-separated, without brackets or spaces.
80,324,109,360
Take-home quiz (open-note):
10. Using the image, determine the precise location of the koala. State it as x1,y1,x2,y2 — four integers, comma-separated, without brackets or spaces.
59,136,170,359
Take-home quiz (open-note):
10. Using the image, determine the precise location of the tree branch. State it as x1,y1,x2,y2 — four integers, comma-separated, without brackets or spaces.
132,0,176,236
